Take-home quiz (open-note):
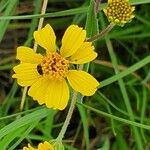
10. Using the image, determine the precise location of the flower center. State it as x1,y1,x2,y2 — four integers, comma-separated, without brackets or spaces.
105,0,135,25
37,53,69,80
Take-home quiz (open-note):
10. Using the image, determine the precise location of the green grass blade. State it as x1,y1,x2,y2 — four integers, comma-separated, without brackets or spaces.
77,105,90,149
0,0,18,43
0,108,51,139
80,103,150,130
99,55,150,88
8,124,38,150
0,0,150,20
104,30,143,150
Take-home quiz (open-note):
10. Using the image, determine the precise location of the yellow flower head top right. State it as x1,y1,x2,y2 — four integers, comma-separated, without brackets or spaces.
104,0,135,26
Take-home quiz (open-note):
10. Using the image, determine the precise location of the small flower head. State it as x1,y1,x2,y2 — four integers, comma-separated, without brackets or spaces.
23,141,54,150
13,24,99,110
104,0,135,26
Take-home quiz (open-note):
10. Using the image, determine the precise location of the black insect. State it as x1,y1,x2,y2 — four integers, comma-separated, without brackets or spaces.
37,64,43,75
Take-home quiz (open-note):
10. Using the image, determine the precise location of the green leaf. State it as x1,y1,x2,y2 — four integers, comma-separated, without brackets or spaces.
98,136,110,150
0,0,18,43
0,108,53,139
85,0,99,37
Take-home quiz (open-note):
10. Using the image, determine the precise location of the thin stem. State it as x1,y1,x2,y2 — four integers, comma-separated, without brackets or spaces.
56,92,78,141
95,0,101,14
34,0,48,51
87,22,115,42
20,0,48,110
20,87,28,110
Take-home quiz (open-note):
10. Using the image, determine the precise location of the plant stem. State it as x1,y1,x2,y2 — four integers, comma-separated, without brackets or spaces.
20,0,48,110
95,0,101,13
56,92,78,141
20,87,28,110
87,22,115,42
33,0,48,51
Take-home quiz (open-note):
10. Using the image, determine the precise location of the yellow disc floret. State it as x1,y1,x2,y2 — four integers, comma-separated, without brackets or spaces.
104,0,135,26
37,53,69,80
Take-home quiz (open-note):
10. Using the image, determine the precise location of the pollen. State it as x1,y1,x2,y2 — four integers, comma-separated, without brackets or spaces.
104,0,135,26
38,53,69,80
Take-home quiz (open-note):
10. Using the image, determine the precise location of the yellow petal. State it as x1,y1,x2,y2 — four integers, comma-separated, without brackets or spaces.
38,143,47,150
131,7,135,12
108,0,112,3
28,77,49,105
23,147,30,150
28,77,69,110
44,78,69,110
23,144,36,150
16,46,43,63
60,25,86,58
67,70,99,96
103,8,107,15
38,142,54,150
13,63,41,86
34,24,56,53
23,144,37,150
69,42,97,64
43,141,54,150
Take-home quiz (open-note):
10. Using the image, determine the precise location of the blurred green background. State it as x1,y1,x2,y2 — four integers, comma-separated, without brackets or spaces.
0,0,150,149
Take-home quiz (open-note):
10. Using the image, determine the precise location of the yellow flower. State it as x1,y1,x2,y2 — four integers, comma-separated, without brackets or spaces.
23,141,54,150
103,0,135,26
13,24,99,110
